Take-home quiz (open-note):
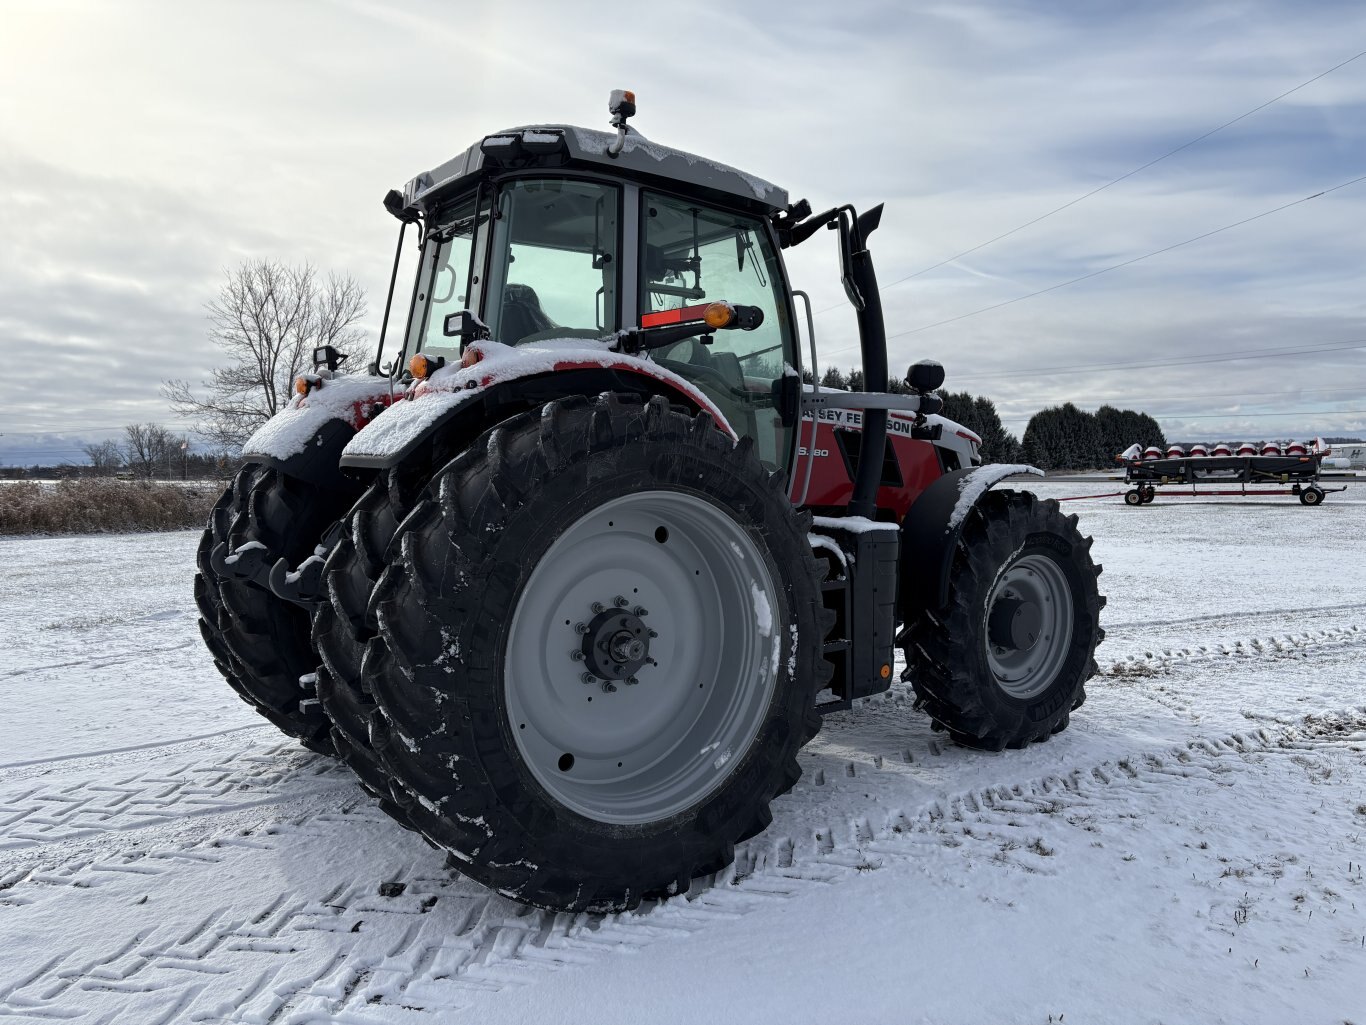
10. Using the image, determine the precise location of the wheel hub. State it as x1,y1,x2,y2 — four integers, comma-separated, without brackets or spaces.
988,596,1043,651
505,490,781,826
579,603,653,684
983,552,1075,700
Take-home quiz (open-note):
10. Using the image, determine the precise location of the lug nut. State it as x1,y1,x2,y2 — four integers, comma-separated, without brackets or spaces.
571,650,585,661
645,657,657,667
648,629,659,638
601,681,617,693
581,672,597,685
632,605,648,617
575,622,589,634
591,602,606,614
614,595,629,608
626,676,639,685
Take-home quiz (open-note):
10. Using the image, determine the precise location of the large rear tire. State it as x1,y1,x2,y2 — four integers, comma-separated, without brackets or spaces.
364,394,829,912
903,489,1104,750
312,466,428,810
195,465,356,752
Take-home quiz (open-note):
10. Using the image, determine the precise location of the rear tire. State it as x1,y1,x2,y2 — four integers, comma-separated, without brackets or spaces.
904,489,1104,750
1124,489,1142,506
196,465,355,752
363,394,829,912
1300,486,1324,506
313,466,428,813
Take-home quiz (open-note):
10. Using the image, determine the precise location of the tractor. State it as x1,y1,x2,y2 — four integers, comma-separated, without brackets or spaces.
197,91,1105,913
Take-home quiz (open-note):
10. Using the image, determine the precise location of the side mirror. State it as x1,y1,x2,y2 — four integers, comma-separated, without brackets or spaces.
313,345,348,372
443,310,491,341
906,359,945,393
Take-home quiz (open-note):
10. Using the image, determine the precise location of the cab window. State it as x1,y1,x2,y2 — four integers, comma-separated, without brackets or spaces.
405,195,481,366
484,179,619,345
640,192,796,471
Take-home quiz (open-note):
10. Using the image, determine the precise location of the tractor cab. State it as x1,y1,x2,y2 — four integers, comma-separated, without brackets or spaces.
385,99,801,473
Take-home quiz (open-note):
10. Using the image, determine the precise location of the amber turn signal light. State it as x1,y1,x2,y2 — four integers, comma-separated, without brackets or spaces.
703,302,735,329
409,353,446,379
294,375,320,396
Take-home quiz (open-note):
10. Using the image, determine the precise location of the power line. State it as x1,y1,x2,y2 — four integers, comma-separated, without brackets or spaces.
951,339,1366,382
881,48,1366,289
999,407,1366,424
812,171,1366,360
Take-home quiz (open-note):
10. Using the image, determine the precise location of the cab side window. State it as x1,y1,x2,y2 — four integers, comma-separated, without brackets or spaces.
485,179,619,345
640,192,796,471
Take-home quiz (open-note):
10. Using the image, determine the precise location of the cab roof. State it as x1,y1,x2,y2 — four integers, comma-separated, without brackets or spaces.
397,124,789,219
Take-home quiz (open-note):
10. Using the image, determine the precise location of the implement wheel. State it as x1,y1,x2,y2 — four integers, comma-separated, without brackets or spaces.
1124,489,1143,506
195,465,355,752
363,394,829,913
904,489,1104,750
1300,486,1325,506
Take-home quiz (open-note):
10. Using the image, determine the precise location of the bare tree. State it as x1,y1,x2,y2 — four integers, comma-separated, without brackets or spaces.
123,423,176,480
163,260,368,452
82,439,124,476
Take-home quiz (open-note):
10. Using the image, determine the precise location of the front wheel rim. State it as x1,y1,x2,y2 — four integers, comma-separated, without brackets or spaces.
984,551,1075,700
505,490,783,825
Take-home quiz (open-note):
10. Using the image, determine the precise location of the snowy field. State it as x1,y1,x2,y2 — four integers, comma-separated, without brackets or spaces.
2,483,1364,1024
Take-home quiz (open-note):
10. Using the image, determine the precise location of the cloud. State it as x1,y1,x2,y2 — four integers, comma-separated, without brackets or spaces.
1,0,1364,463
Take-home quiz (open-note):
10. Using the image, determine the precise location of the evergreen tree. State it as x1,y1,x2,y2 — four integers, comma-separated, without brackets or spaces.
820,366,848,390
971,395,1025,464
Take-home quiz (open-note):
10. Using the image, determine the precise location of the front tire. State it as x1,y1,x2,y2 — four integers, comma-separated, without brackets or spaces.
904,489,1104,750
364,394,828,912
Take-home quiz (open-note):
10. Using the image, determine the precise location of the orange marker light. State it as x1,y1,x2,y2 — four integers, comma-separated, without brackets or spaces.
703,302,735,329
294,375,319,396
879,663,892,680
409,353,444,379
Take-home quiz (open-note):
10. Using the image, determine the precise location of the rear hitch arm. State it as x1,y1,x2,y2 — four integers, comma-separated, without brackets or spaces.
210,521,345,610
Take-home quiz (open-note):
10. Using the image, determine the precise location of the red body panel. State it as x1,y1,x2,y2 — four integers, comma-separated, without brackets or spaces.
792,409,946,522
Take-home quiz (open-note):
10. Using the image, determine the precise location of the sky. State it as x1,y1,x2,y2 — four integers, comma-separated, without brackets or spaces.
2,0,1365,465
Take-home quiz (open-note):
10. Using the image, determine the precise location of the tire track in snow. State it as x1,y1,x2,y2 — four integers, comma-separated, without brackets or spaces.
0,741,355,858
4,711,1363,1023
1104,600,1366,634
1099,623,1365,678
0,723,271,772
0,641,197,680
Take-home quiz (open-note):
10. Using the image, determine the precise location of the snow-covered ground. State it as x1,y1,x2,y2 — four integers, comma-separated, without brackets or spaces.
2,483,1364,1024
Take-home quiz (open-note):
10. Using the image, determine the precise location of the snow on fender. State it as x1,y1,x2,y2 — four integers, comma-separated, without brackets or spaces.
243,374,395,462
340,338,737,468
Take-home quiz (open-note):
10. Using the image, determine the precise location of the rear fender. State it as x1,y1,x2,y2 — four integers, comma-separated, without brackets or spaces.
340,344,737,470
899,464,1043,614
242,375,394,492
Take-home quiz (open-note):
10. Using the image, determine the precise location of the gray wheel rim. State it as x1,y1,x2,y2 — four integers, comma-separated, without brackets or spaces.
505,490,782,825
985,552,1074,700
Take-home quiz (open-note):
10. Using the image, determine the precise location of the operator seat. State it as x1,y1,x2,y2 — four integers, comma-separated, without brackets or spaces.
500,283,558,344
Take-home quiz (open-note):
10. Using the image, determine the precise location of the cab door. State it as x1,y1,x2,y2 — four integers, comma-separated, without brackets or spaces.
639,191,798,473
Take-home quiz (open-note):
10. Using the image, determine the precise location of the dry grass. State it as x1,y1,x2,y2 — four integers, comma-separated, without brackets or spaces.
0,480,222,535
